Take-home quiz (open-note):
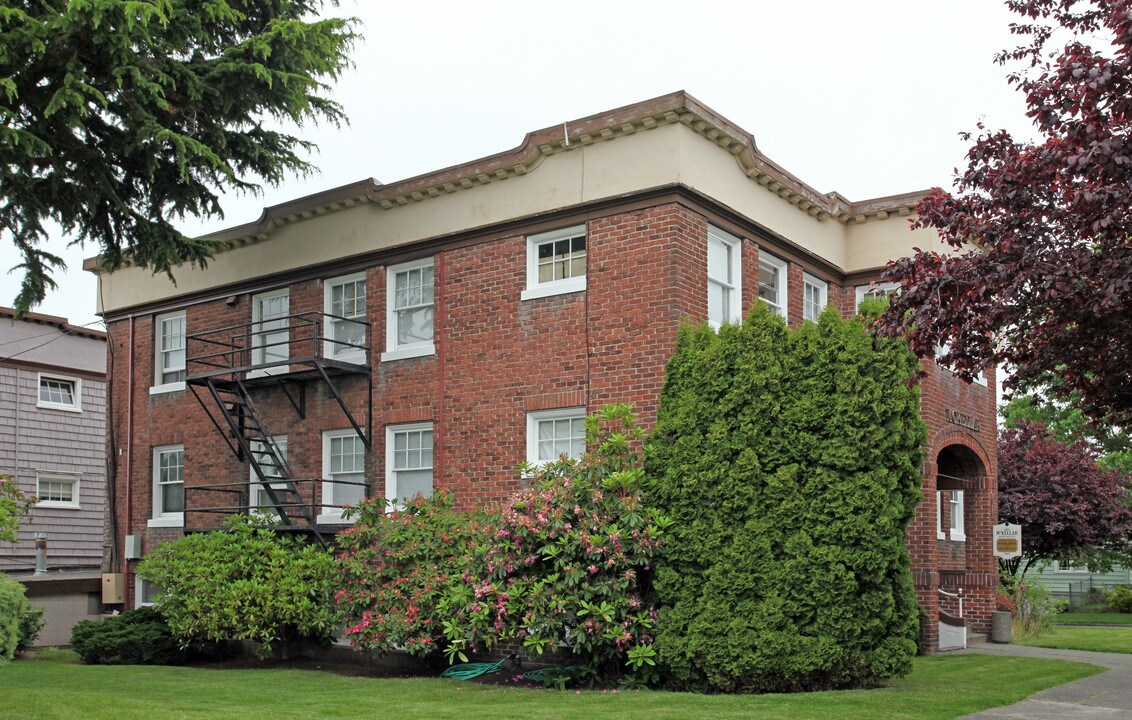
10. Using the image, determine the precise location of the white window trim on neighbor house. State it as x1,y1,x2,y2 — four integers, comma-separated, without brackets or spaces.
148,444,185,528
382,258,436,362
385,423,434,510
521,225,587,301
758,252,788,317
324,272,368,365
35,471,81,510
802,273,828,322
936,490,966,541
318,428,367,524
707,226,742,328
37,373,81,412
151,310,187,394
526,407,586,468
855,282,899,309
250,288,290,377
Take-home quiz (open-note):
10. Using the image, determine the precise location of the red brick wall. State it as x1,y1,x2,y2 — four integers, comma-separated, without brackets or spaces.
106,201,998,652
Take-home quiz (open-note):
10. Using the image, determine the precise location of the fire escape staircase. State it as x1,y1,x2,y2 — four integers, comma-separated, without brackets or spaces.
183,312,372,547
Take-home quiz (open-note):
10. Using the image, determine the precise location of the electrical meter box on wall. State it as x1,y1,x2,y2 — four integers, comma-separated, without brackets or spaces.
101,573,125,604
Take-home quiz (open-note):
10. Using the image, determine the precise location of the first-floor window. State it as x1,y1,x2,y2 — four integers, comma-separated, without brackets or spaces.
937,490,965,541
135,577,163,609
249,436,287,511
707,227,742,327
527,408,586,467
386,423,433,508
758,252,788,317
151,445,184,526
323,429,367,517
802,273,828,322
36,472,80,509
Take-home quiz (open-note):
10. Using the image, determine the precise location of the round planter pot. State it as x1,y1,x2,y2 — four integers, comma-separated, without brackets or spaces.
991,610,1013,643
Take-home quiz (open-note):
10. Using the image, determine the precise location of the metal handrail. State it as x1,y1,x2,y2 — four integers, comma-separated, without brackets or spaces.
938,587,965,618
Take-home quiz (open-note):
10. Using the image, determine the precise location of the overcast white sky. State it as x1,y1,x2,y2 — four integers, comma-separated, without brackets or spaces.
2,0,1035,328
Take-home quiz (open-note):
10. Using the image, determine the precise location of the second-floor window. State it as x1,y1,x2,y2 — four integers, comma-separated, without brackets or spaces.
522,225,587,300
155,311,186,388
383,259,435,361
37,373,80,412
707,227,742,327
251,289,290,374
325,273,367,364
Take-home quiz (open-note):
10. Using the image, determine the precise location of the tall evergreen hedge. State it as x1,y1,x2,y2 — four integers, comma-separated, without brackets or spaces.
644,302,925,693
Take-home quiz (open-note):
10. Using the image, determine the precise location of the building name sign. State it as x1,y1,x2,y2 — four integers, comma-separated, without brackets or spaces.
993,523,1023,559
945,408,981,432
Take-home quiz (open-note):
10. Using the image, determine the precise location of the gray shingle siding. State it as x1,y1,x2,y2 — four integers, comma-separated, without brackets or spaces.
1,316,106,573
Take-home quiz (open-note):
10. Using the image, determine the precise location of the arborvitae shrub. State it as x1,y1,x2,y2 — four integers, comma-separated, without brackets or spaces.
644,302,925,693
0,574,42,663
70,606,186,665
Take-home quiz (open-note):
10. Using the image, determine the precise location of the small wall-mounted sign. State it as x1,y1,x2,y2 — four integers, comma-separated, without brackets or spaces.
945,408,981,432
993,522,1023,559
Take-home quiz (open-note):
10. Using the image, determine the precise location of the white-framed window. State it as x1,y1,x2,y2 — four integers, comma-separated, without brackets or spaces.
758,252,788,317
526,408,586,467
248,436,287,512
324,273,368,364
1055,558,1090,573
802,273,828,322
37,373,81,412
320,429,367,523
35,472,80,509
854,282,899,309
149,445,184,528
152,311,187,393
521,225,587,301
251,289,290,376
386,423,433,509
935,344,988,386
707,227,742,328
382,258,435,362
135,577,163,609
937,490,966,542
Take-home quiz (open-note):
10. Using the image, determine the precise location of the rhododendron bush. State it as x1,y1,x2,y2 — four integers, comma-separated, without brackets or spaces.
335,405,669,683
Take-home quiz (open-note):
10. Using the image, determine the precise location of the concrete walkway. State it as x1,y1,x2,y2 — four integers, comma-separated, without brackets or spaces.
958,643,1132,719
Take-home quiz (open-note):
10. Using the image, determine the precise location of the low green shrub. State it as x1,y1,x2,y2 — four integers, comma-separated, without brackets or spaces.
137,515,339,657
1106,586,1132,613
0,573,42,663
70,606,186,665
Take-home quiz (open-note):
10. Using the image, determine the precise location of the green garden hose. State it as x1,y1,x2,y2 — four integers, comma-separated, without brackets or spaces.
440,654,515,680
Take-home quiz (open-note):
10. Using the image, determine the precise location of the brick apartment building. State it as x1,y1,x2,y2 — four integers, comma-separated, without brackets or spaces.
89,92,997,652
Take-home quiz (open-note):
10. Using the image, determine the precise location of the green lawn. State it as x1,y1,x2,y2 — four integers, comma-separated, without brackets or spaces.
1054,612,1132,625
1,650,1102,720
1019,625,1132,654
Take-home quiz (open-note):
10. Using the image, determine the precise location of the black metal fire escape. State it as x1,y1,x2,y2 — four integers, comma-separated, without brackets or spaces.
183,312,372,546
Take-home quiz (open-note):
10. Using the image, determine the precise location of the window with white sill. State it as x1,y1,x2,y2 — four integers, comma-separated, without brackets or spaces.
758,252,788,317
707,227,742,328
250,289,290,375
37,373,80,412
936,490,966,542
386,424,433,509
802,273,828,322
383,259,434,361
527,408,586,467
153,311,186,392
36,472,80,509
521,225,587,300
149,445,184,527
321,429,367,522
325,273,367,364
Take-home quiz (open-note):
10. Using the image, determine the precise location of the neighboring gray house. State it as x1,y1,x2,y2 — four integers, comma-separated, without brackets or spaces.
0,307,107,644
